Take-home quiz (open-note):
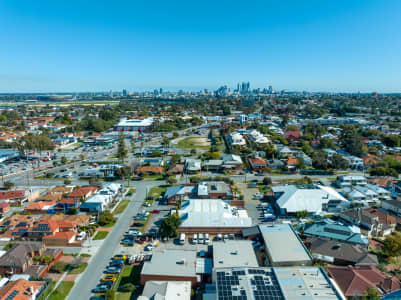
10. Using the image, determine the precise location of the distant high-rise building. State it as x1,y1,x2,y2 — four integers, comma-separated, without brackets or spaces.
122,89,127,96
240,82,250,95
268,85,273,94
153,89,159,96
159,88,163,94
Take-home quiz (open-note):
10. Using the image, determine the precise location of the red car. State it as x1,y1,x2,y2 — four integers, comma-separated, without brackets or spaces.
152,210,161,214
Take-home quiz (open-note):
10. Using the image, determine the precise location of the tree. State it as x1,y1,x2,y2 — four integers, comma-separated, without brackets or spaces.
382,135,400,148
167,176,177,184
159,214,181,238
61,156,67,164
330,153,348,170
98,211,116,226
162,136,170,148
3,181,14,190
115,166,132,179
263,177,272,185
296,210,308,219
340,125,364,157
362,286,380,300
382,232,401,257
173,132,179,139
64,179,71,185
117,133,127,162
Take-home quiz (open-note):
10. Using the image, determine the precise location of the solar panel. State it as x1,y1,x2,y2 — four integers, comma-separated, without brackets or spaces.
5,290,19,300
324,227,351,236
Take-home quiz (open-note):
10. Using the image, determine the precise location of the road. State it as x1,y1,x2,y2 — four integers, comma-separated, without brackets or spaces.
66,180,160,300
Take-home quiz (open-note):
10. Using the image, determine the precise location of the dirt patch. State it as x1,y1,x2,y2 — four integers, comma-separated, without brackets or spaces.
44,273,62,281
60,256,75,263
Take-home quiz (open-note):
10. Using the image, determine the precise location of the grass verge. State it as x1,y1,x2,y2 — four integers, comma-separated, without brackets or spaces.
68,262,88,274
93,231,109,240
48,281,74,300
113,200,130,215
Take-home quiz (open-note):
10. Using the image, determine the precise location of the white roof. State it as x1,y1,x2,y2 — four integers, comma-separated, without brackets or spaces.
272,185,348,213
86,194,111,204
117,118,154,127
178,199,252,228
141,281,192,300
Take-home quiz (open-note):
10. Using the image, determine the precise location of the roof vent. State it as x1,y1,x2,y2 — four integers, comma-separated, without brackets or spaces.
177,259,185,264
231,250,238,255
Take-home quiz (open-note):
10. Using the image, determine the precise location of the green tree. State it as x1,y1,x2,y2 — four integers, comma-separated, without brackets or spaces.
382,232,401,257
263,177,272,185
159,214,181,238
98,211,116,226
162,136,170,148
61,156,67,164
362,286,380,300
330,153,348,170
117,133,127,162
121,283,136,292
296,210,308,219
340,125,365,157
105,289,116,300
3,181,14,190
173,132,179,139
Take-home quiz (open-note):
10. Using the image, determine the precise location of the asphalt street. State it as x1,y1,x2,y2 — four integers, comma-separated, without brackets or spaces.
66,180,161,300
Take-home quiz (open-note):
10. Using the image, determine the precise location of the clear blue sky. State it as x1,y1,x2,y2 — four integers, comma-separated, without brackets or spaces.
1,0,401,93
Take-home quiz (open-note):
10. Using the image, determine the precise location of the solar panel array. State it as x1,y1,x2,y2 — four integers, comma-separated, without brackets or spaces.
216,268,285,300
5,289,19,300
33,223,50,231
323,227,350,236
12,228,27,236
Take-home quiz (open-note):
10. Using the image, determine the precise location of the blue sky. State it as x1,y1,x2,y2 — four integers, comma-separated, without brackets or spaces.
1,0,401,92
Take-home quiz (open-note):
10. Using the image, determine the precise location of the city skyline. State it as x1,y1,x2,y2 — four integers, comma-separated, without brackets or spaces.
1,0,401,93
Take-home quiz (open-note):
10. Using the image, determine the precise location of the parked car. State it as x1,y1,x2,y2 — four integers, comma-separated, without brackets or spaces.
110,260,124,268
106,267,121,274
143,202,151,207
152,209,161,214
144,244,153,251
133,222,144,227
92,285,111,293
101,275,117,282
113,254,127,260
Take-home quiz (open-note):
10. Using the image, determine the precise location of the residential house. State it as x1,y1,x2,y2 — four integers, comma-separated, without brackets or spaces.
0,243,62,277
248,157,267,172
136,166,163,175
382,200,401,216
0,202,10,214
184,159,201,174
327,265,401,298
167,164,184,175
65,186,98,201
306,237,378,266
303,220,369,245
139,281,191,300
336,175,367,188
0,279,45,300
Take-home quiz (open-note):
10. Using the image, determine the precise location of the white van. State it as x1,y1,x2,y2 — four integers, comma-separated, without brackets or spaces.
192,234,198,244
179,233,186,245
217,233,223,241
198,233,204,244
204,233,210,244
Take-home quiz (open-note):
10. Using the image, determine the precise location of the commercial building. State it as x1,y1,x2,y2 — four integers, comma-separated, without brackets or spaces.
138,281,191,300
212,240,258,281
177,199,252,235
271,184,349,215
259,223,312,267
0,150,19,163
213,267,343,300
141,249,198,287
114,117,154,132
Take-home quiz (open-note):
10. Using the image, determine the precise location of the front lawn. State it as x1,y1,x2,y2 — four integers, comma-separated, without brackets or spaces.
113,200,130,215
68,262,88,274
93,231,109,240
48,281,74,300
148,186,167,202
176,137,210,150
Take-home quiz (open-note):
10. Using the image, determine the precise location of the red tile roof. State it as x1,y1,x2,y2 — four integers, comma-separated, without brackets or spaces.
287,157,299,166
328,265,401,297
0,279,45,300
136,166,163,174
0,202,10,209
364,208,401,225
67,186,98,198
284,131,301,139
43,231,76,241
249,158,267,166
0,190,25,201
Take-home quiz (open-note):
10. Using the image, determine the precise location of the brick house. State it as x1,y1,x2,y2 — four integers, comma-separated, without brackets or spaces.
248,157,267,172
